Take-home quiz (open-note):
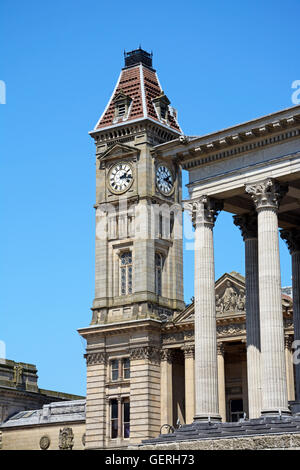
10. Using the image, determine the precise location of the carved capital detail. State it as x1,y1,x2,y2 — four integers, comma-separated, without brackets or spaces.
233,212,258,240
245,178,288,211
217,342,225,355
130,346,160,363
85,351,107,365
160,349,174,362
280,229,300,254
182,344,195,358
184,196,223,227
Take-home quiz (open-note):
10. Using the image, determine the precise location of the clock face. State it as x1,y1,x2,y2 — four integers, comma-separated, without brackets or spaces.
156,165,174,195
109,162,133,193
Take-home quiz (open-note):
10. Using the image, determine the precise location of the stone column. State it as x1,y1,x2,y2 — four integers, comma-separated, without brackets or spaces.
183,344,195,424
246,178,289,416
186,196,223,421
284,336,296,402
234,213,262,418
160,349,173,426
280,228,300,405
217,342,226,422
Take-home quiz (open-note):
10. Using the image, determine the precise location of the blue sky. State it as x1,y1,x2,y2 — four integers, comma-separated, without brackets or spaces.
1,0,299,396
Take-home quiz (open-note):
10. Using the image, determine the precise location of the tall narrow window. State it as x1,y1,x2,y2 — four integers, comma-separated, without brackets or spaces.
111,399,118,438
123,398,130,438
120,251,132,295
123,358,130,379
109,398,130,439
111,359,119,381
155,253,163,296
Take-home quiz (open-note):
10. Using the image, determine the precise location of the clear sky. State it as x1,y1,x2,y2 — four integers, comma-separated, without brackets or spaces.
1,0,299,396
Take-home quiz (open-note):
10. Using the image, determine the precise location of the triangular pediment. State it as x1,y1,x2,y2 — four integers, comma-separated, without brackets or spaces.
113,90,132,104
98,143,139,161
173,271,292,326
173,302,194,325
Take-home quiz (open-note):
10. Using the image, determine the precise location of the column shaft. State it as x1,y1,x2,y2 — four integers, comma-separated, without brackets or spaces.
292,251,300,402
217,343,226,422
285,336,295,402
245,237,262,418
160,351,173,426
184,346,195,424
191,196,222,421
258,207,289,414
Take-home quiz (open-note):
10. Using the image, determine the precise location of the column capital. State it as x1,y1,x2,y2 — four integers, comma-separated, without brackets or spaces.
160,349,174,363
217,342,225,355
233,212,258,240
245,178,288,212
184,195,223,227
182,344,195,358
280,229,300,254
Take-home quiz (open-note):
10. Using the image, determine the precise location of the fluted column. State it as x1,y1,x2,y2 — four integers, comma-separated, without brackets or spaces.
280,229,300,404
183,345,195,424
186,196,223,421
234,213,262,418
217,342,226,422
160,349,173,426
284,336,296,402
246,178,289,416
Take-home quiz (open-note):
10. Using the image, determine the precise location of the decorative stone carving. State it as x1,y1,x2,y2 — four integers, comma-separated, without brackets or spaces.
39,435,50,450
184,196,223,227
233,212,258,240
85,351,106,365
130,346,160,363
13,364,23,386
245,178,288,211
280,229,300,254
160,349,174,362
217,342,225,355
59,427,74,450
182,344,194,358
216,281,246,314
217,323,246,337
162,332,184,344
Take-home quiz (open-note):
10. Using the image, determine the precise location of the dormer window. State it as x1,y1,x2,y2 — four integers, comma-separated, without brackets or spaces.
113,90,132,122
152,92,170,122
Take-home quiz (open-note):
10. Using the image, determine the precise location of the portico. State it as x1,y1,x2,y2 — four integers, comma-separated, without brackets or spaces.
154,104,300,420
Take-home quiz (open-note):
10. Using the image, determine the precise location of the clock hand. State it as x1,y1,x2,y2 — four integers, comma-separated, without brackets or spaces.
120,172,132,180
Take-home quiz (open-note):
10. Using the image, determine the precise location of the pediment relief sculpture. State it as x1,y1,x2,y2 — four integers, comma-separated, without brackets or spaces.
216,281,245,315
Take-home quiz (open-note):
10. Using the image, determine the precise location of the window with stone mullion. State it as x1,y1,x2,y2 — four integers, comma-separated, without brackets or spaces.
120,251,132,295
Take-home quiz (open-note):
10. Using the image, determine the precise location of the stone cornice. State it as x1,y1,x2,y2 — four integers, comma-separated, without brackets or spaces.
152,105,300,163
78,318,162,339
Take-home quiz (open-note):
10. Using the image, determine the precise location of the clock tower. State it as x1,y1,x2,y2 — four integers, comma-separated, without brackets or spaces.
79,48,185,449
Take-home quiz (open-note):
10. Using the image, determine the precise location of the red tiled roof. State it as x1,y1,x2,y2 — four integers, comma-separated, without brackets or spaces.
95,64,181,133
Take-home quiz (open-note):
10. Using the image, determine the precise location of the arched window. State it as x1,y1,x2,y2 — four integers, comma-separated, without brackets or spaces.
120,251,132,295
155,253,163,296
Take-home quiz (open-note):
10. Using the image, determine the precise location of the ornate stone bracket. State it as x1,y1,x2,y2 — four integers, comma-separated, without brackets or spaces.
130,346,160,363
85,351,107,365
245,178,288,211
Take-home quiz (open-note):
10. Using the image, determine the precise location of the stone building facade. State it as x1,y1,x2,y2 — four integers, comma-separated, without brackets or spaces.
1,49,299,450
78,48,300,449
